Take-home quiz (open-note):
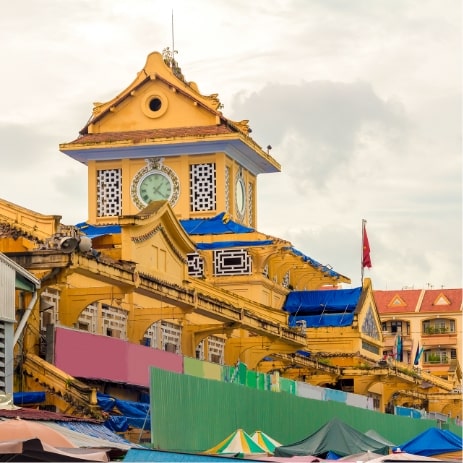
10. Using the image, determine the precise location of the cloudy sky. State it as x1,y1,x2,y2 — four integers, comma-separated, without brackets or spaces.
1,1,461,291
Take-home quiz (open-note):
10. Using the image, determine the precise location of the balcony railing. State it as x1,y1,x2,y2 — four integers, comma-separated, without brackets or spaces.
423,326,453,335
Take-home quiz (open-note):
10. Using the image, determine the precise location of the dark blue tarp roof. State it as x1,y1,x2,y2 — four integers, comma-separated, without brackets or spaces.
196,240,273,250
396,428,462,456
284,287,361,313
75,215,345,279
75,213,253,238
180,212,254,235
76,222,121,238
283,287,361,328
290,313,355,328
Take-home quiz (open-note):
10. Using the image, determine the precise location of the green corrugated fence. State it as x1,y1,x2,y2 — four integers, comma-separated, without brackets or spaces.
150,367,440,453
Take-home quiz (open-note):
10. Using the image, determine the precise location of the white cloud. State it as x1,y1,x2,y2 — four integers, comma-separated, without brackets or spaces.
0,0,460,289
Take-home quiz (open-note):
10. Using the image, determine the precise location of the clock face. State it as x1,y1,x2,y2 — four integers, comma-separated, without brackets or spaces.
236,177,246,215
139,172,173,203
131,160,180,210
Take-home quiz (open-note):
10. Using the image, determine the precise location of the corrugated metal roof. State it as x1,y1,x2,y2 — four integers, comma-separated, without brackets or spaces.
124,448,263,462
42,421,142,450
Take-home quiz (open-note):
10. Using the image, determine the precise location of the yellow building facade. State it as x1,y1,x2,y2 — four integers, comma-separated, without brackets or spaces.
0,50,460,425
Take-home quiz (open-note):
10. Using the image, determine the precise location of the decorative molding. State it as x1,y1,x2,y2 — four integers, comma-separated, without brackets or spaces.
131,224,187,264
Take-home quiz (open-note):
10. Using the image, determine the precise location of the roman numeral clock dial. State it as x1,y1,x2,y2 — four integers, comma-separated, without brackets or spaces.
140,173,172,202
131,159,180,210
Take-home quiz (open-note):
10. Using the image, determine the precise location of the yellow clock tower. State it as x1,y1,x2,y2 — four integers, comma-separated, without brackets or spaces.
60,51,281,227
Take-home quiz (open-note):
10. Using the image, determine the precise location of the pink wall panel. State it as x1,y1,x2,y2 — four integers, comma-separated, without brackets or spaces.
55,327,183,387
126,342,183,386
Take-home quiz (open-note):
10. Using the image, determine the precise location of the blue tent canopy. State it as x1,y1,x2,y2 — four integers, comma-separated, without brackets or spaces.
396,428,462,456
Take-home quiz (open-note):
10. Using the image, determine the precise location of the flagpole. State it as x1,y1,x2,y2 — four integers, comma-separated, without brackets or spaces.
361,219,366,285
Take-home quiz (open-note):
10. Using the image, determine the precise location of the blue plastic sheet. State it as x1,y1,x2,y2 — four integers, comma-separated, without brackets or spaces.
180,212,255,235
13,391,46,405
283,287,361,314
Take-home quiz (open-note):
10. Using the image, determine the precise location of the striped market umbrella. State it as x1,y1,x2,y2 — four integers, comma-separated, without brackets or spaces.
251,430,282,454
205,429,268,457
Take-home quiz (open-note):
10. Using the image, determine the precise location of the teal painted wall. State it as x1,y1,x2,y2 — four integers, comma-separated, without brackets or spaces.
150,367,443,453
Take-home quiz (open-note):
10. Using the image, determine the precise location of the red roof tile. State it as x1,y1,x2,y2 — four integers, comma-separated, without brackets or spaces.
375,288,462,315
66,125,236,146
419,288,462,313
374,289,422,314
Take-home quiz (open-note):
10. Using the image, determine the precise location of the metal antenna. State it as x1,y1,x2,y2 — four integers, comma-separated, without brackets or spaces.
171,9,175,68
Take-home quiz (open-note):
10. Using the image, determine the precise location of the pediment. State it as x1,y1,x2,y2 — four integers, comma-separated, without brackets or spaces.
433,292,450,306
358,283,382,341
118,200,196,284
83,52,234,135
388,294,406,308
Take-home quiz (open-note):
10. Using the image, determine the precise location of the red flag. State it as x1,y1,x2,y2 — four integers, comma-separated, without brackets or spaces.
362,223,372,268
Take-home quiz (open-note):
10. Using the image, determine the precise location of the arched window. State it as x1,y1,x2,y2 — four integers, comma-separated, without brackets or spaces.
422,318,455,334
381,319,410,335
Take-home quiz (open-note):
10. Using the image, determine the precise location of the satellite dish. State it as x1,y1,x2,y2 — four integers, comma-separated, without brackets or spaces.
78,236,92,252
59,237,79,253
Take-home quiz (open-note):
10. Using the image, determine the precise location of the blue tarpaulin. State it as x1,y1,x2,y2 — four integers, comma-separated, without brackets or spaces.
396,428,462,456
284,288,361,313
75,214,345,279
97,393,151,430
289,313,355,328
286,247,344,279
196,240,273,250
283,288,361,328
76,222,121,238
180,212,254,235
105,415,129,432
13,391,46,405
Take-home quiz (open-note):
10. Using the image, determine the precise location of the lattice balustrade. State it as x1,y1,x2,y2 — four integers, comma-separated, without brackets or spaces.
77,303,98,333
161,321,181,353
247,182,253,226
214,249,251,275
190,163,216,212
143,324,158,348
187,253,204,277
282,271,290,288
101,304,128,339
208,336,225,364
0,322,6,390
225,166,230,212
263,264,269,278
97,169,122,217
196,339,205,360
40,289,60,330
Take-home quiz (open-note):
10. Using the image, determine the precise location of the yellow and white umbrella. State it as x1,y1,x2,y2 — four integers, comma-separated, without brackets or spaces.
251,430,282,454
205,429,268,457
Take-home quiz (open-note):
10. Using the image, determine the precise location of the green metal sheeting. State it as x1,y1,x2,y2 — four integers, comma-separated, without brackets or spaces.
150,367,440,453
